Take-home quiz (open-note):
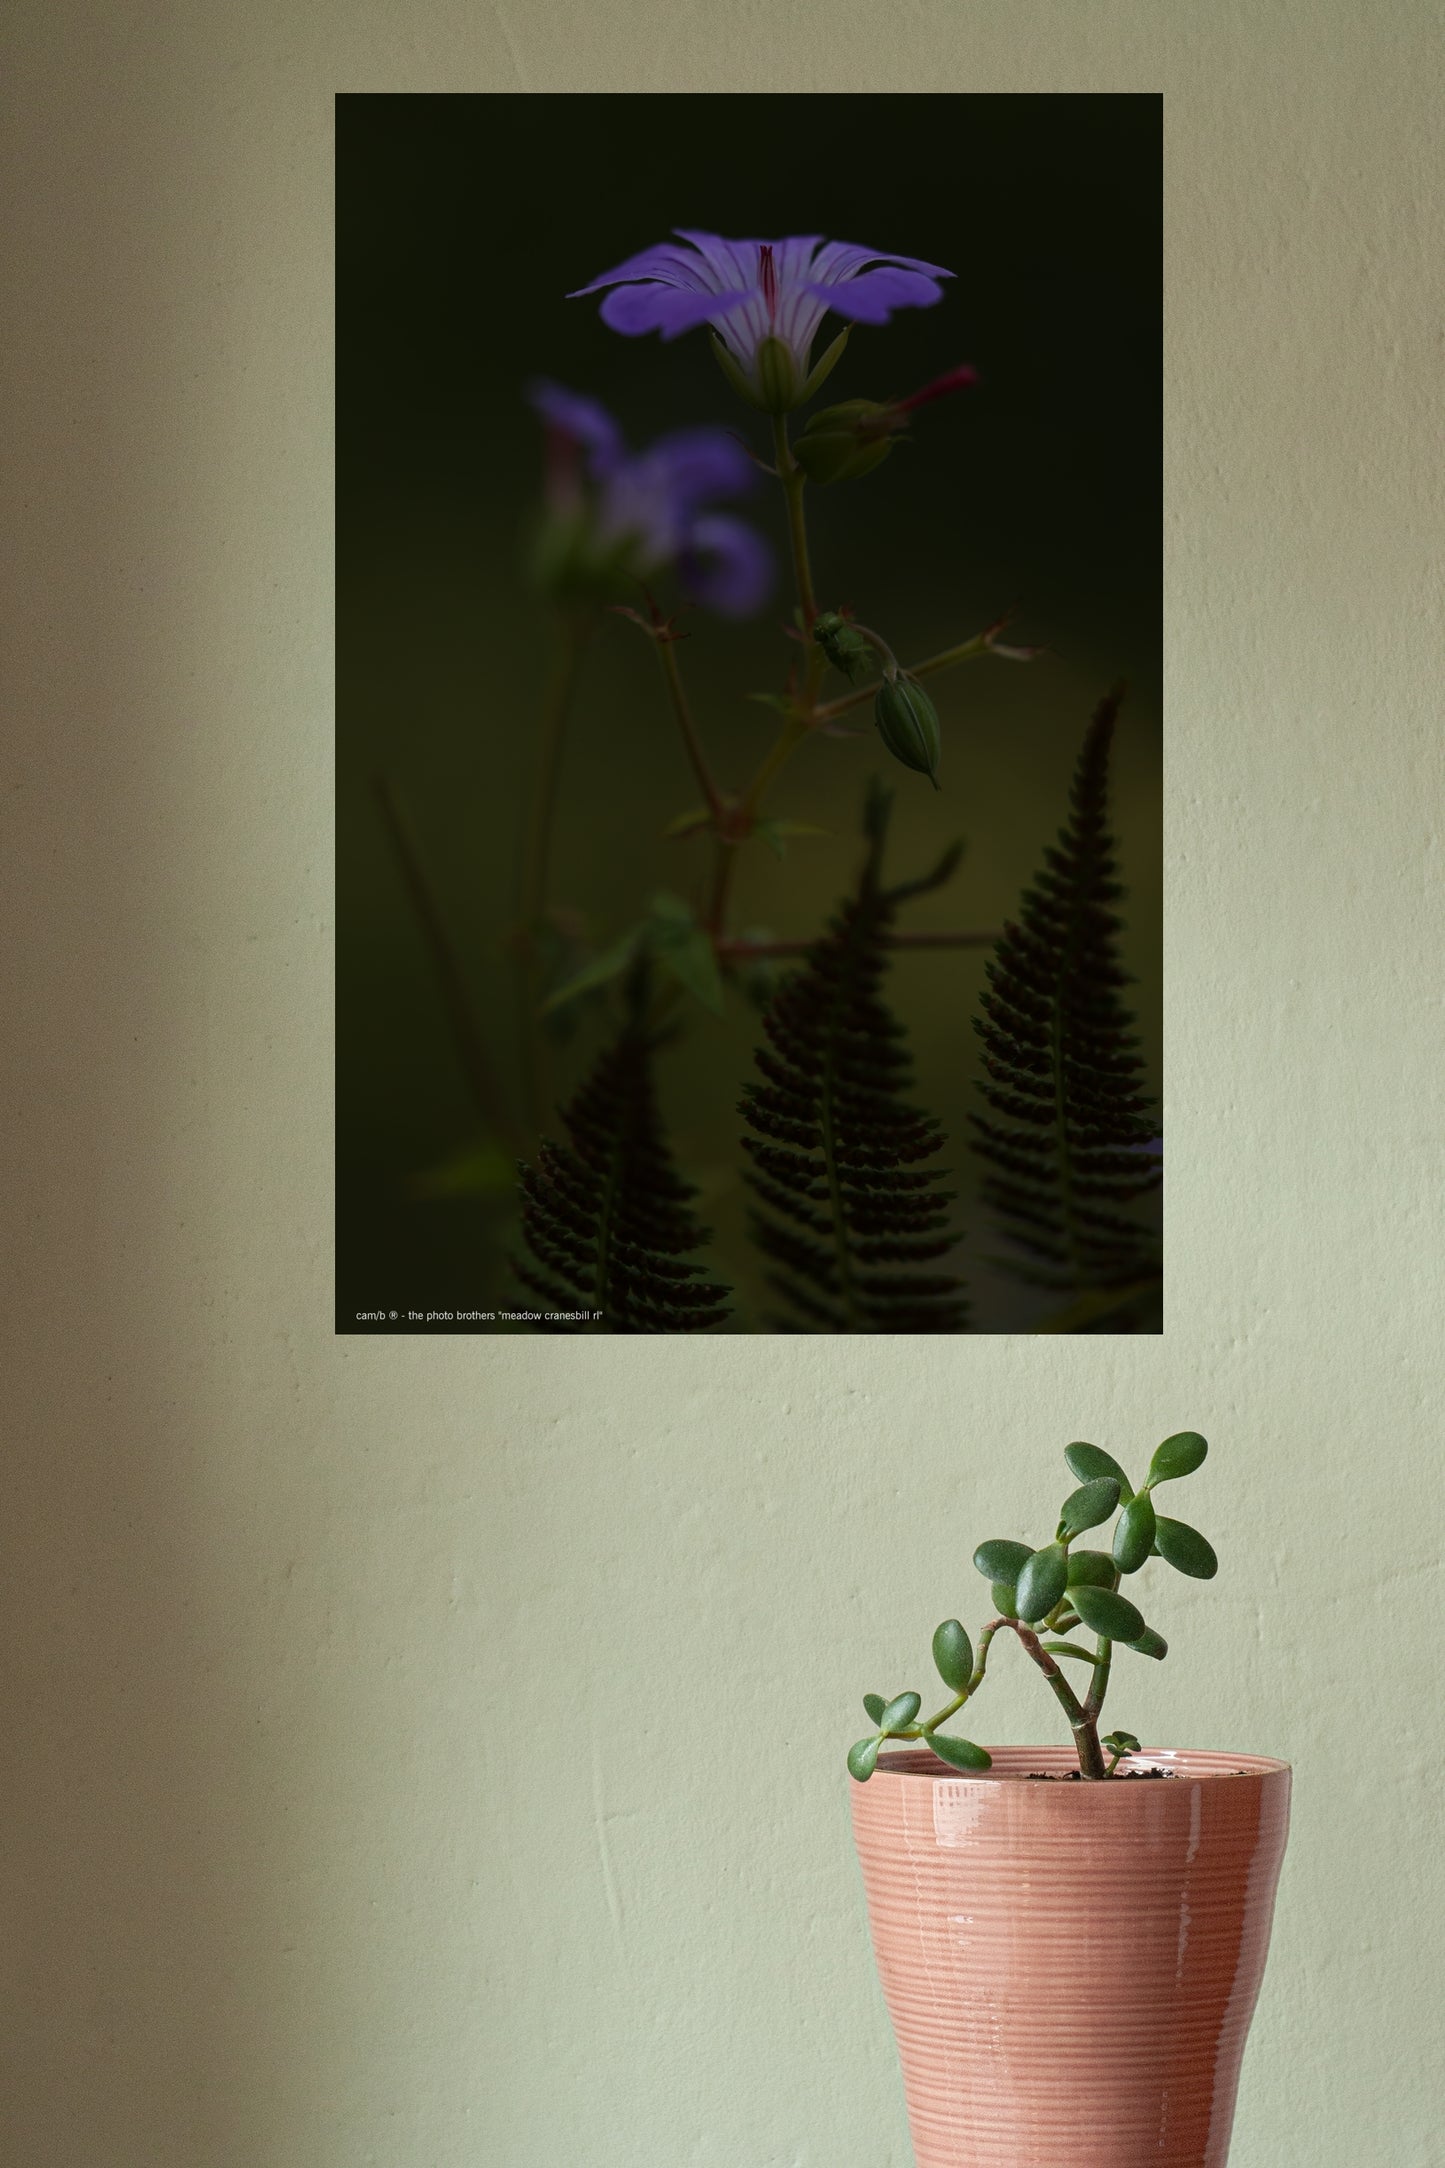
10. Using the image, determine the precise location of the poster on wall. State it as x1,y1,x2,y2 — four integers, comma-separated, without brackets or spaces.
336,92,1162,1335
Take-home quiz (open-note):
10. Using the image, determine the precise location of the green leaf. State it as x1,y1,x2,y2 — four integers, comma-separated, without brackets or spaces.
1147,1431,1208,1485
745,690,796,716
1057,1477,1120,1539
1102,1729,1140,1755
1042,1640,1101,1665
1066,1548,1115,1589
1124,1627,1169,1660
539,927,642,1015
753,815,831,858
1064,1442,1135,1501
973,1539,1034,1586
931,1619,973,1693
847,1735,883,1782
926,1733,991,1772
662,805,713,839
879,1691,921,1733
991,1580,1018,1619
1113,1492,1157,1575
1154,1516,1218,1579
1069,1584,1146,1644
862,1693,886,1725
647,894,724,1015
1016,1542,1069,1623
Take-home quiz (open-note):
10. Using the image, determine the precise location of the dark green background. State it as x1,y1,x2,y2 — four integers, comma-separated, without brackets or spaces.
337,92,1162,1333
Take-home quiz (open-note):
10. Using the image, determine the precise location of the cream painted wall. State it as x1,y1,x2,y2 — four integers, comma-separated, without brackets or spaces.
3,4,1442,2164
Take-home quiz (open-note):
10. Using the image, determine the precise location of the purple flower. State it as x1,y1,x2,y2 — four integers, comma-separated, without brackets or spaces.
528,380,772,616
569,231,954,412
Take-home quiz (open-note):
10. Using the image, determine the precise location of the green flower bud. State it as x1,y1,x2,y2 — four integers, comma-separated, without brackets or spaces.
873,672,942,789
794,396,910,485
793,399,897,486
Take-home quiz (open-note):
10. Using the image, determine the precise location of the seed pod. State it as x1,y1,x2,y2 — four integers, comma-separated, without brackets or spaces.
873,672,942,788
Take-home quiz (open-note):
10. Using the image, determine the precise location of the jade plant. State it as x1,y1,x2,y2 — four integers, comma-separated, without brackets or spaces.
848,1432,1216,1783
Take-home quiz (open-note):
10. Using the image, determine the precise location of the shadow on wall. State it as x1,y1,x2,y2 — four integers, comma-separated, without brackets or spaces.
1,22,307,2164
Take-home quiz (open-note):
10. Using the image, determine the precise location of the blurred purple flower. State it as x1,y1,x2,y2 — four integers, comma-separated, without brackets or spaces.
569,232,954,409
528,379,772,616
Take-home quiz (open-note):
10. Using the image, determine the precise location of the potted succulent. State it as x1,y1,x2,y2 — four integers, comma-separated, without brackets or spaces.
847,1434,1289,2168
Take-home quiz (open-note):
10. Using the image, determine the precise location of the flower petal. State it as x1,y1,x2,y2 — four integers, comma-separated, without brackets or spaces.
567,240,712,296
525,379,625,475
598,282,751,339
805,266,949,325
810,240,955,284
645,426,756,507
671,229,756,290
680,513,774,617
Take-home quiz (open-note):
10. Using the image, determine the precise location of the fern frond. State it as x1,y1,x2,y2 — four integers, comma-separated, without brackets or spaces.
971,689,1161,1302
739,785,968,1333
514,982,730,1333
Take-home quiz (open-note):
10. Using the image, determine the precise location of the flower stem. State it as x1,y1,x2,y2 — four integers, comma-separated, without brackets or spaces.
771,413,818,636
515,613,591,1132
813,623,1008,724
656,633,728,823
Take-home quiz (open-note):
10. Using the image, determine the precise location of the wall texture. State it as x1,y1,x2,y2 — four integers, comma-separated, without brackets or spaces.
3,6,1441,2166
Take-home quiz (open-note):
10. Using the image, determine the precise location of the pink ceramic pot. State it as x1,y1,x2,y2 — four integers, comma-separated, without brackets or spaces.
851,1746,1290,2168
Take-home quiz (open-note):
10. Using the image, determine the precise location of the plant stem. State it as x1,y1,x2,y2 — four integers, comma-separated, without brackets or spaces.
813,625,1005,724
904,1616,1105,1777
914,1620,1003,1739
374,775,523,1158
656,633,728,824
772,412,818,637
1084,1636,1113,1723
515,614,591,1131
987,1619,1107,1778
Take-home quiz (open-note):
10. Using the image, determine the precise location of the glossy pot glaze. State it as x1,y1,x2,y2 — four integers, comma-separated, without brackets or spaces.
850,1746,1290,2168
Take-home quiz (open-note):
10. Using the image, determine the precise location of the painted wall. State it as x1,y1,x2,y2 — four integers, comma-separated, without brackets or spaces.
3,6,1441,2165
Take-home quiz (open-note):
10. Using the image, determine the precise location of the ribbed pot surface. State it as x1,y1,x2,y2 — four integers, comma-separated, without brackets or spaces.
851,1746,1290,2168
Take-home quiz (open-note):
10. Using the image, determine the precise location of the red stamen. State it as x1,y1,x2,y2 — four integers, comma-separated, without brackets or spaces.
758,243,780,324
